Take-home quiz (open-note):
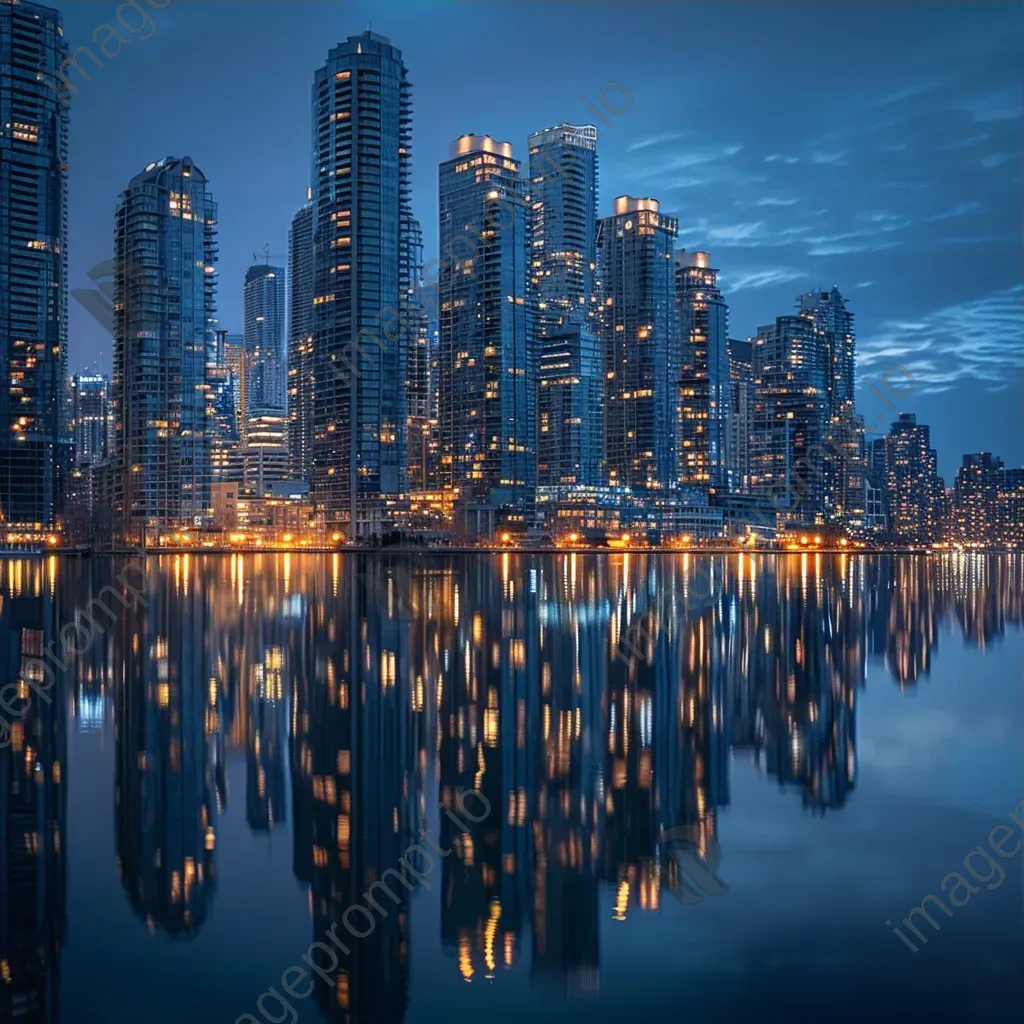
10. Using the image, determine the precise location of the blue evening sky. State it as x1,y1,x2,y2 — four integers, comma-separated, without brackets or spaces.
58,0,1022,479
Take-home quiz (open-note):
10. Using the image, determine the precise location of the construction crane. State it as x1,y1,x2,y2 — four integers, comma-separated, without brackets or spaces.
253,244,287,267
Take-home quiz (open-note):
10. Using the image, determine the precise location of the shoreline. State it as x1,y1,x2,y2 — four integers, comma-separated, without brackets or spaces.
1,546,1018,558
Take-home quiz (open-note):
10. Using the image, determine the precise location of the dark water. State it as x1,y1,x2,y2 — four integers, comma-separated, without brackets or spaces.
2,553,1022,1023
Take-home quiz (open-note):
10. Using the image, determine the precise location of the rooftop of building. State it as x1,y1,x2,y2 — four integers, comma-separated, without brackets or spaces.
448,134,514,160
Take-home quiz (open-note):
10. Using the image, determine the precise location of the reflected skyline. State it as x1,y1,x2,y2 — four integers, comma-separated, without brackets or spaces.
1,552,1022,1021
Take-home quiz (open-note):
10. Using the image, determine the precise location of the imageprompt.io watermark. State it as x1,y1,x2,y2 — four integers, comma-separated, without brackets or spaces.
234,788,491,1024
44,0,174,103
885,798,1024,953
1,554,149,747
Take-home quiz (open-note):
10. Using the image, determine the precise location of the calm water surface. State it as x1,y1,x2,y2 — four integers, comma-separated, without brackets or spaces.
2,553,1022,1022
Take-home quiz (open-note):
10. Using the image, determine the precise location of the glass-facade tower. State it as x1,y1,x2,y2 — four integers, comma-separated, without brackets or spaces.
243,263,286,411
113,157,217,544
529,123,602,488
403,217,432,492
243,263,288,493
881,412,944,543
438,134,535,519
288,194,314,482
597,196,678,492
69,373,108,466
311,31,412,537
750,313,829,517
675,251,730,491
0,1,69,528
798,287,855,419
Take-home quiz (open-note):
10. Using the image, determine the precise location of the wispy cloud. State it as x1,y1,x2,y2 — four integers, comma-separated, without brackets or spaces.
980,152,1013,169
878,81,939,105
629,144,745,185
708,221,765,242
724,267,808,292
755,196,798,207
673,217,813,250
942,133,990,151
626,130,686,153
764,153,799,164
859,285,1024,386
925,201,983,222
962,91,1023,123
810,150,848,165
855,281,874,289
807,240,900,257
805,211,913,255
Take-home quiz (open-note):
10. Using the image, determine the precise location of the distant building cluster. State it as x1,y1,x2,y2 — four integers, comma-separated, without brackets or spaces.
0,8,1018,549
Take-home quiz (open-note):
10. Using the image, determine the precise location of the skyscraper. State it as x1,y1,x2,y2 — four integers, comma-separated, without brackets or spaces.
0,1,70,529
243,263,288,494
529,124,598,333
208,329,242,485
438,135,535,526
675,251,730,491
311,31,412,537
727,340,753,494
798,288,863,523
243,262,286,411
824,407,868,527
750,312,829,517
880,413,944,543
597,196,678,492
529,123,602,488
798,288,855,419
223,332,244,433
69,373,109,466
952,452,1003,545
288,192,314,482
403,217,432,492
113,157,217,544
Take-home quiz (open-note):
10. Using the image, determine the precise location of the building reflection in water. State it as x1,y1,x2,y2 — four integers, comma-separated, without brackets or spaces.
1,551,1020,1020
113,556,221,937
0,558,65,1022
290,556,423,1022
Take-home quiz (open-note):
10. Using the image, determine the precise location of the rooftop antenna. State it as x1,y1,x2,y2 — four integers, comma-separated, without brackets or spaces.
255,244,271,266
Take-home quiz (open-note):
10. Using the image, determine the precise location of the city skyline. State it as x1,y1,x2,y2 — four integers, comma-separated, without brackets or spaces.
2,7,1019,545
3,6,1023,1021
57,1,1022,478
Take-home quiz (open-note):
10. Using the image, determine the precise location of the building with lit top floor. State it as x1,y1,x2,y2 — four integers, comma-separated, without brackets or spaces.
438,134,535,533
112,156,218,544
529,123,602,489
675,250,730,491
597,196,678,492
311,32,413,538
